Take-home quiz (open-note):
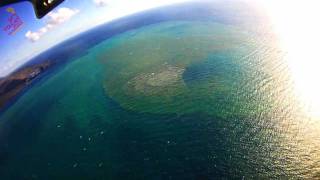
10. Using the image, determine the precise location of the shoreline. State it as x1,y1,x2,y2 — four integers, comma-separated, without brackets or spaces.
0,61,53,111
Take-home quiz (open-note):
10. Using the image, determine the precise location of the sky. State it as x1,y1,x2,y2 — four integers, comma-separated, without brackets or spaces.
0,0,191,77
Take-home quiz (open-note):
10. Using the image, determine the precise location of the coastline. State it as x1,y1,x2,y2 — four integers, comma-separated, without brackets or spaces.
0,61,53,111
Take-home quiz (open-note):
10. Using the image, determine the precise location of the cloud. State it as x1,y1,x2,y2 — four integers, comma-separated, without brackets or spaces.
25,31,41,42
25,7,79,42
93,0,108,7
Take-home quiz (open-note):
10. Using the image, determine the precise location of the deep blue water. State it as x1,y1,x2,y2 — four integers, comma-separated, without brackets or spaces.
183,52,241,86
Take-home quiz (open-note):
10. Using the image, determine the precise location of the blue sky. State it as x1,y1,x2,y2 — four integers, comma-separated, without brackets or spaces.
0,0,190,77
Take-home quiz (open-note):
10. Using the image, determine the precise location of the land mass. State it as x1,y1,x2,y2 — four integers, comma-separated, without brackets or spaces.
0,61,52,109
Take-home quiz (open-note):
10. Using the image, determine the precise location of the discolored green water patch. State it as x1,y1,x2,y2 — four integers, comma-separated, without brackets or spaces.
99,21,272,117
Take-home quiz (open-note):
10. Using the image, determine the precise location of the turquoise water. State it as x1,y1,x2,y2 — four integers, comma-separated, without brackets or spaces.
1,21,320,179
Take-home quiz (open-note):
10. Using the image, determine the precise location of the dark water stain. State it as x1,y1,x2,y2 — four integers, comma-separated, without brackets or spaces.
183,53,241,86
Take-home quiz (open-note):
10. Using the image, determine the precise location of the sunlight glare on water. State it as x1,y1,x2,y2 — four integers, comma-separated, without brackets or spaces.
260,0,320,118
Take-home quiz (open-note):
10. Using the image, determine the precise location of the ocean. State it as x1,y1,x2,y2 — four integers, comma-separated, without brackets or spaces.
0,2,319,179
